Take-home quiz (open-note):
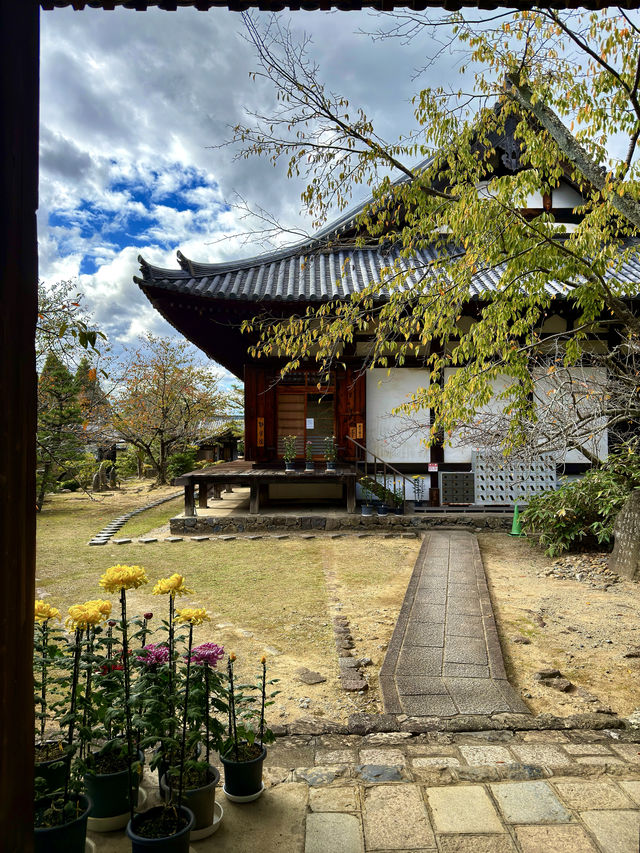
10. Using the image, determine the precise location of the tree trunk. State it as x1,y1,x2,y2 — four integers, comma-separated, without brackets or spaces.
36,460,50,512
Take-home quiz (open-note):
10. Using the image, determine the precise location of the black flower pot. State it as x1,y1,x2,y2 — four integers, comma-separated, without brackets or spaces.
220,744,266,801
34,793,91,853
127,805,194,853
84,746,143,830
34,740,70,794
160,765,220,832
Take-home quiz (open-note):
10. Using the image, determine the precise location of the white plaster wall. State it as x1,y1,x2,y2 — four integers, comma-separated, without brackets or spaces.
443,369,513,463
366,368,430,463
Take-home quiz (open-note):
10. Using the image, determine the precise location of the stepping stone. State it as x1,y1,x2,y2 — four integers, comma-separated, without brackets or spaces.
329,533,344,539
138,538,158,544
191,536,209,541
301,534,316,539
272,534,289,539
245,535,262,540
220,535,236,541
113,538,132,545
88,540,106,546
296,668,327,685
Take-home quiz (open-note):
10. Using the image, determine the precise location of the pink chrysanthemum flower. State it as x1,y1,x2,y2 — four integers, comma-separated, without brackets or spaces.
137,642,169,666
189,642,225,667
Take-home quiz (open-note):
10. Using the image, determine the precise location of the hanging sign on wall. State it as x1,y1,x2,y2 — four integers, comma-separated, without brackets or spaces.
257,417,264,447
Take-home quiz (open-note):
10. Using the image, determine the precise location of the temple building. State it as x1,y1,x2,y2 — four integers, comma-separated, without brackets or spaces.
135,116,639,510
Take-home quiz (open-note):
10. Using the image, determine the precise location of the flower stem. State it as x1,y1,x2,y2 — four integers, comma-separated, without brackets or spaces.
120,587,135,825
259,658,266,748
64,628,82,808
227,657,238,761
178,624,193,808
204,662,210,767
40,621,48,743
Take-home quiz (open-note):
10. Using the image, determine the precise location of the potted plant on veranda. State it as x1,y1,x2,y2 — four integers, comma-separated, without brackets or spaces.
305,440,314,471
219,654,278,802
324,435,337,472
159,619,226,839
359,478,374,516
88,564,193,852
283,434,297,472
34,601,71,795
34,602,104,853
80,603,148,832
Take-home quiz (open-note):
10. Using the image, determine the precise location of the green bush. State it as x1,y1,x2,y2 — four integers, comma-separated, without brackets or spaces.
116,448,141,479
522,445,640,556
166,448,197,480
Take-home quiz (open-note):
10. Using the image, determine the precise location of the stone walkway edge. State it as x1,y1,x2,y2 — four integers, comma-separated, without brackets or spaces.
380,532,528,718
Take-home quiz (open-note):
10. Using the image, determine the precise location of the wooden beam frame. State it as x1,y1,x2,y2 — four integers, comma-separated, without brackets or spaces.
1,2,39,849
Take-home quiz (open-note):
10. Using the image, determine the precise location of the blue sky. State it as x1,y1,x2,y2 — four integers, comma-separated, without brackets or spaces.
38,7,447,371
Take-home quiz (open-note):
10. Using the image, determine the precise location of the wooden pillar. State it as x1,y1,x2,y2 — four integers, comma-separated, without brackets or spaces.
184,483,195,517
198,482,208,509
346,476,356,514
249,482,260,514
225,484,233,493
0,1,39,849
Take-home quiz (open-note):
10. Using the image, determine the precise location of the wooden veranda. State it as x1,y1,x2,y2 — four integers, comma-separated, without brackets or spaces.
174,459,359,515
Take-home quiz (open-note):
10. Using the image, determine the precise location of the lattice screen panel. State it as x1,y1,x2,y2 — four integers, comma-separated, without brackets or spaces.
473,453,556,505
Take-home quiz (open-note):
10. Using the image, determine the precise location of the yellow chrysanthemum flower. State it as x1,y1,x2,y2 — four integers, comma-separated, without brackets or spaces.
99,565,148,594
84,599,112,618
34,600,61,623
152,573,192,597
66,601,109,630
174,607,210,626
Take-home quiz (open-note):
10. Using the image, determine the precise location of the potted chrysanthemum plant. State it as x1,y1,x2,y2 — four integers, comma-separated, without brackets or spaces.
85,566,149,835
305,440,314,471
159,612,226,840
34,601,107,853
148,573,194,794
219,654,278,802
34,600,70,795
324,435,337,471
283,434,297,472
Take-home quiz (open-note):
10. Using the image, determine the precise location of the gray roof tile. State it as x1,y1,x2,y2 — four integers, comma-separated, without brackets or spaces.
137,242,640,304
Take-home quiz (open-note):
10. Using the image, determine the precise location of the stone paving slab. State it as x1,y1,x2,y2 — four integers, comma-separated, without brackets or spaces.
380,532,528,719
87,730,640,853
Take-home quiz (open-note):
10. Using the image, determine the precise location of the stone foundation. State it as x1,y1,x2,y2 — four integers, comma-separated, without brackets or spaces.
169,512,512,535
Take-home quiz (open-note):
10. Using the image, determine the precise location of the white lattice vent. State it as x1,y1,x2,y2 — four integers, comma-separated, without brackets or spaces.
473,453,556,505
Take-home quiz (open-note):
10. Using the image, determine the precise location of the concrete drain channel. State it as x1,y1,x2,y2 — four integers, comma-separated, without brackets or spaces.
88,492,182,546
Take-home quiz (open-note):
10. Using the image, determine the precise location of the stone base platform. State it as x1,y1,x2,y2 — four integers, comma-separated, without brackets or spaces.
169,512,512,536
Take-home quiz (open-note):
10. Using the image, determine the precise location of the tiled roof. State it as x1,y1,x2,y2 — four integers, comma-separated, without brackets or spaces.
136,239,640,304
42,1,632,10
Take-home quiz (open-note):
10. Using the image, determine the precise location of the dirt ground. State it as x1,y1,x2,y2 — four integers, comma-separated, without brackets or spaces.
479,532,640,719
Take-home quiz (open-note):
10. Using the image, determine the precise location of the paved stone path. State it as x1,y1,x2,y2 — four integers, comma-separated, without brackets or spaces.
90,729,640,853
87,491,182,546
380,531,530,718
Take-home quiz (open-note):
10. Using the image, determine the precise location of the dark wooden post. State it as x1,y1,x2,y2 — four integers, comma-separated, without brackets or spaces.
184,482,195,517
0,1,39,849
198,482,208,509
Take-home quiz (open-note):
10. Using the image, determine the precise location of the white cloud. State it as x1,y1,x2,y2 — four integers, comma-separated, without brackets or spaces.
39,6,446,359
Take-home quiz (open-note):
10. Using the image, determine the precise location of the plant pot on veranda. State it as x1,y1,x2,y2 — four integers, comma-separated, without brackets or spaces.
84,745,144,831
220,743,267,802
160,764,221,839
127,805,194,853
34,793,91,853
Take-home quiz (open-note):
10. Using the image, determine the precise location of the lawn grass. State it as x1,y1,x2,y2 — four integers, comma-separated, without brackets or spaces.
36,488,420,716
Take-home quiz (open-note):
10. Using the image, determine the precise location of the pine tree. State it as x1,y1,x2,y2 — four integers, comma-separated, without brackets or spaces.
37,353,83,510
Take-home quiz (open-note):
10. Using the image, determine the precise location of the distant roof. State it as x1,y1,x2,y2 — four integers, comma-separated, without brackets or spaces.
42,1,636,10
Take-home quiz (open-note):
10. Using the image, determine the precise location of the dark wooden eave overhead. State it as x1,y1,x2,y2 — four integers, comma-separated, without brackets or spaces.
40,0,640,10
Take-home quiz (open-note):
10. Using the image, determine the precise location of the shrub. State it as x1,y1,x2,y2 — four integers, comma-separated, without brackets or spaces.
166,448,197,480
522,445,640,556
115,447,140,479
